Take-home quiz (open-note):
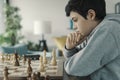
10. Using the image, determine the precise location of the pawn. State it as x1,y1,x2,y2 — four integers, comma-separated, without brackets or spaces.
39,56,43,63
44,75,50,80
27,58,32,77
51,49,57,66
43,50,47,64
39,61,45,72
39,56,45,72
3,66,9,80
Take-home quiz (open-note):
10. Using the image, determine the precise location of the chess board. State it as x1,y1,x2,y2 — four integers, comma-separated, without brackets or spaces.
0,57,65,80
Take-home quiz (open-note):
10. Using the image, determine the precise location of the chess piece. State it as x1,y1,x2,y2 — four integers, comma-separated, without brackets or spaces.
39,56,43,63
27,58,32,77
18,55,21,61
39,56,45,72
5,54,8,61
7,55,10,61
3,66,9,80
1,55,4,63
11,54,14,64
51,49,57,66
31,72,37,80
23,55,26,65
43,50,47,64
13,53,20,66
36,72,41,80
44,75,50,80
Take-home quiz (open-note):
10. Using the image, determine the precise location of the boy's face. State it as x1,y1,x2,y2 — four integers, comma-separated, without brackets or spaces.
70,11,96,36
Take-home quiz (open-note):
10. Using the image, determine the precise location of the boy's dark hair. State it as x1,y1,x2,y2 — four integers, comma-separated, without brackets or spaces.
65,0,106,20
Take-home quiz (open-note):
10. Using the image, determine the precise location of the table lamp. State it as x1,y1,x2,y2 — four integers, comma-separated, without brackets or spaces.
34,21,52,52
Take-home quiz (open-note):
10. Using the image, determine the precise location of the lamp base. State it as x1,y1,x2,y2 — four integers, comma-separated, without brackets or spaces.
39,40,48,52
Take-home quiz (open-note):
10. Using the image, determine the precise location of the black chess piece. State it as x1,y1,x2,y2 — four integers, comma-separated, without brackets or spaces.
44,75,50,80
13,53,20,66
36,72,41,80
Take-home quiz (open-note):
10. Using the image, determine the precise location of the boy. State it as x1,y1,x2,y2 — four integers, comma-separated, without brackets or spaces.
63,0,120,80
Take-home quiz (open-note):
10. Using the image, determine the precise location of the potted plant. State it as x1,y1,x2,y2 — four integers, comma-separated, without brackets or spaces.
0,4,24,46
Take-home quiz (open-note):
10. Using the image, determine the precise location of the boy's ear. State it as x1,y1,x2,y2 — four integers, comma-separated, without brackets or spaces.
87,9,96,20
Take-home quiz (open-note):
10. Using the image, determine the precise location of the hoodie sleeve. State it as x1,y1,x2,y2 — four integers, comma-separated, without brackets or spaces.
63,46,79,59
64,27,119,76
63,40,87,59
63,41,87,59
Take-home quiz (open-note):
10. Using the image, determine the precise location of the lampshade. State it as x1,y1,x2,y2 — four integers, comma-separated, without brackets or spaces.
34,21,52,35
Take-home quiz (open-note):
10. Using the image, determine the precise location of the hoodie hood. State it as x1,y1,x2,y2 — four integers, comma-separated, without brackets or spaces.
105,14,120,24
88,14,120,38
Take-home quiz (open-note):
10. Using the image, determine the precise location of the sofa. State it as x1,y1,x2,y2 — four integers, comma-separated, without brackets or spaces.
0,44,28,56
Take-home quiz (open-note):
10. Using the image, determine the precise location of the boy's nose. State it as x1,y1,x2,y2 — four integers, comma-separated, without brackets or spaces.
73,25,77,30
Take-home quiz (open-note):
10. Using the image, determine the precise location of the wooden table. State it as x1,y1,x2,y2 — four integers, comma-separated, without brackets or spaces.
0,57,65,80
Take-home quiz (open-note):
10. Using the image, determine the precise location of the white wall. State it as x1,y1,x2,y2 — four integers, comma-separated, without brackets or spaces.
10,0,71,47
0,0,5,34
9,0,120,47
105,0,120,13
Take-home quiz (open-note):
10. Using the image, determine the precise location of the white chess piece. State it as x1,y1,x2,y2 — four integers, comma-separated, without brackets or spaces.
39,56,45,72
51,49,57,66
23,55,26,65
39,56,43,63
1,55,4,63
43,50,47,64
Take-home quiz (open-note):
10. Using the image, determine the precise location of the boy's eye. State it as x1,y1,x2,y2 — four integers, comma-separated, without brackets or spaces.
73,19,77,22
74,19,77,22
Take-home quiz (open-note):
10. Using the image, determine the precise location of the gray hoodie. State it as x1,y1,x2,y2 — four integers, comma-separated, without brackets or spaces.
63,14,120,80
